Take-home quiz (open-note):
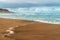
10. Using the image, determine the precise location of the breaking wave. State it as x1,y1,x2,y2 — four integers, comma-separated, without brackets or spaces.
1,7,60,24
5,6,60,15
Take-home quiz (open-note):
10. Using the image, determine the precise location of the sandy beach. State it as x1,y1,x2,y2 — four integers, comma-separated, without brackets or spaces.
0,18,60,40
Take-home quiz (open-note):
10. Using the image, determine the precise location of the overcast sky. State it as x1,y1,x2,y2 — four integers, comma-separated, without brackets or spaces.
0,0,60,8
0,0,60,4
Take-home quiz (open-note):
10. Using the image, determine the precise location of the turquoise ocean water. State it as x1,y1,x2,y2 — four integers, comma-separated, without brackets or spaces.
0,7,60,24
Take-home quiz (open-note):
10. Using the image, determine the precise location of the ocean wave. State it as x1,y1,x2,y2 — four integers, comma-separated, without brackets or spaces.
1,7,60,24
0,17,60,24
16,7,60,13
34,20,60,24
4,7,60,13
3,8,17,12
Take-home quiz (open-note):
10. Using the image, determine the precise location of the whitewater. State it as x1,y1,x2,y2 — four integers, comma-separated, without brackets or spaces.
1,7,60,24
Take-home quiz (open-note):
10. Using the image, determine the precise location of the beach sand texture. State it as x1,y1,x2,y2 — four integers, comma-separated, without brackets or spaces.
0,18,60,40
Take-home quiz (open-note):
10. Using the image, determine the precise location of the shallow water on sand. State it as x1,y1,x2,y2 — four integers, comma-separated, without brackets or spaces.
0,7,60,24
0,12,60,24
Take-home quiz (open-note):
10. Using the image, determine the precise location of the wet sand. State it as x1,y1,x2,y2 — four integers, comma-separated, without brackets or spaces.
0,18,60,40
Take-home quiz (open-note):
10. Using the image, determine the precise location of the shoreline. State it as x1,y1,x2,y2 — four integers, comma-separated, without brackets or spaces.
0,17,60,24
0,18,60,40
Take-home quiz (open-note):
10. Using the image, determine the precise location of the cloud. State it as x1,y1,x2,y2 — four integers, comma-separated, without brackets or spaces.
0,0,60,4
0,0,18,3
0,0,60,8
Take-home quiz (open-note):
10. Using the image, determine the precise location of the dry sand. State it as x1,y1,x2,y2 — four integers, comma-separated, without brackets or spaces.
0,18,60,40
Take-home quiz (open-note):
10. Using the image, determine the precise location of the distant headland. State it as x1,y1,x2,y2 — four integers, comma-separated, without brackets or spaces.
0,8,14,13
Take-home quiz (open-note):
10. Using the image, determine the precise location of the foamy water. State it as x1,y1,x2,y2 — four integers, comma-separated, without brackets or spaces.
0,7,60,24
